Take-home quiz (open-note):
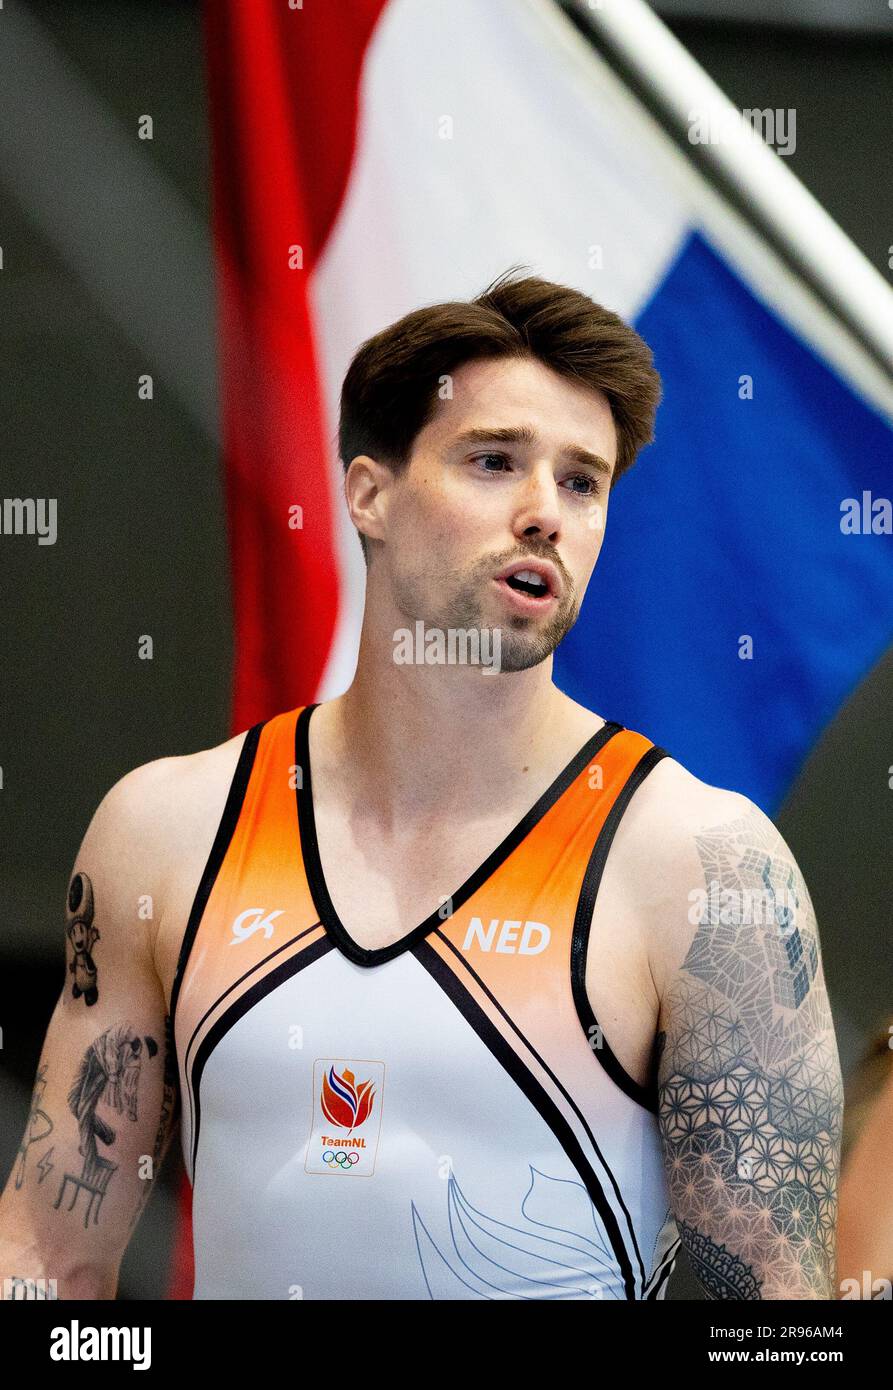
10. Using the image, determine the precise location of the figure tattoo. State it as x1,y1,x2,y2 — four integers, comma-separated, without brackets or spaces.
54,1025,158,1227
66,872,100,1006
658,813,843,1299
13,1065,54,1189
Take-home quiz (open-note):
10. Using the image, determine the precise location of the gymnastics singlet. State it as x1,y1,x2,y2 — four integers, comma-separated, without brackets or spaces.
171,703,681,1299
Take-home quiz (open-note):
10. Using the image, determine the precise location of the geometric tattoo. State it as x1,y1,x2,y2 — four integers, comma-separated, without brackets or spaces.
65,872,100,1006
53,1025,158,1228
657,813,843,1299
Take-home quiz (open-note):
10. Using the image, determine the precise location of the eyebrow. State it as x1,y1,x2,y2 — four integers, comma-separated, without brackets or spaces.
450,425,614,479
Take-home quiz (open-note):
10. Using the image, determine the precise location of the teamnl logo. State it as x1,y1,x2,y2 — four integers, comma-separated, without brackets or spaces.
688,106,797,158
305,1060,385,1177
393,621,502,674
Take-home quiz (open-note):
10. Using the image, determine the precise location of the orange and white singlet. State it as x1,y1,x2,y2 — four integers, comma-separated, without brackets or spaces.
170,703,681,1299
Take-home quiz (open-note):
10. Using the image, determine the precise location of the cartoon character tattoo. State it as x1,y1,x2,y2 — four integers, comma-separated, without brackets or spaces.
66,872,100,1006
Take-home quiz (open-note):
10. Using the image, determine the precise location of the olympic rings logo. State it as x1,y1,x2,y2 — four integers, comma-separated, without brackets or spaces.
323,1149,360,1167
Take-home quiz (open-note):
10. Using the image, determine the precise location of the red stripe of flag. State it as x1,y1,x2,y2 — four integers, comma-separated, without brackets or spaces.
167,0,389,1300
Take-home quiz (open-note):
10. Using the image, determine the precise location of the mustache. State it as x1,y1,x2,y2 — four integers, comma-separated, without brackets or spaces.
483,550,572,591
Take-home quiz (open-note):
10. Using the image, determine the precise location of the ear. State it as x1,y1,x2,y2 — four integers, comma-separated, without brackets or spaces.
343,454,395,549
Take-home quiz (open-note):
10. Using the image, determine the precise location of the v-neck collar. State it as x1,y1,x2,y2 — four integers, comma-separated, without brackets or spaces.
294,702,622,968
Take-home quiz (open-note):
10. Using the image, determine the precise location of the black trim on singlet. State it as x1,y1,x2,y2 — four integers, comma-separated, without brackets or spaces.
295,701,624,968
646,1239,681,1300
182,921,324,1174
189,932,335,1180
168,721,265,1073
422,929,648,1298
570,743,670,1116
413,936,640,1301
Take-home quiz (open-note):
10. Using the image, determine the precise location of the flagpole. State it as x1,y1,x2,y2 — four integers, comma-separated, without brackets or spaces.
566,0,893,376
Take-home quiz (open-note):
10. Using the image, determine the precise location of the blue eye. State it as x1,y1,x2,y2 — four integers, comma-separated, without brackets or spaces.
566,474,602,497
470,455,601,497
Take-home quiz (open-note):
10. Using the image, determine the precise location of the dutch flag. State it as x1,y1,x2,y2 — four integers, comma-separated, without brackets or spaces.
203,0,893,819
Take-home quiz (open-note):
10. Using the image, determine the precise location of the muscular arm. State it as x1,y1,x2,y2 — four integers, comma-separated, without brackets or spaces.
653,792,843,1299
0,764,181,1300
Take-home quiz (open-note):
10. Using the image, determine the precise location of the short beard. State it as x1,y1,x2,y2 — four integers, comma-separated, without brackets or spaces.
391,564,578,674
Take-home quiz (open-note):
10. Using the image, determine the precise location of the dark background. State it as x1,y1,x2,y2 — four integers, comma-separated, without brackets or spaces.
0,0,890,1299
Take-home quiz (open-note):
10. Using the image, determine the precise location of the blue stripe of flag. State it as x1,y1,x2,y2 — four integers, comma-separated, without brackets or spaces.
555,231,893,812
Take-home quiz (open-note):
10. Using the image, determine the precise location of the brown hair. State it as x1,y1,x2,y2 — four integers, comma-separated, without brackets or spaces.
338,266,662,559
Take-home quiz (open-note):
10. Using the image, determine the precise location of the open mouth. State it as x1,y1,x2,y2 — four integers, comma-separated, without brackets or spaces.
503,570,550,598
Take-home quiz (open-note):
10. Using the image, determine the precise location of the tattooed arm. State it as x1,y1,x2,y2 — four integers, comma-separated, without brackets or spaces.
0,763,182,1300
650,784,843,1300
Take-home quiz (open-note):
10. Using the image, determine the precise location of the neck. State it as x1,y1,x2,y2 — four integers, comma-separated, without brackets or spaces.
312,600,591,830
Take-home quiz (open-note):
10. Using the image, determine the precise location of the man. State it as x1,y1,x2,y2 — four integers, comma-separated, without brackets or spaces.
0,270,842,1300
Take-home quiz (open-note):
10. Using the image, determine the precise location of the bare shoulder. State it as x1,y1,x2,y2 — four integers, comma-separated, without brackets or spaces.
80,728,251,952
620,748,752,826
605,753,789,995
89,728,249,866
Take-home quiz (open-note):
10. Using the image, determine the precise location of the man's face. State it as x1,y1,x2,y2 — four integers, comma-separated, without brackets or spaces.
370,355,617,673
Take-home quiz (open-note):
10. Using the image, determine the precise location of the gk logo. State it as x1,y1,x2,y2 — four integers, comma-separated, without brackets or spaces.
230,907,284,944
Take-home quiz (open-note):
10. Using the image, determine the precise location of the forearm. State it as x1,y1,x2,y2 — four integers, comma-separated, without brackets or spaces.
0,1222,118,1300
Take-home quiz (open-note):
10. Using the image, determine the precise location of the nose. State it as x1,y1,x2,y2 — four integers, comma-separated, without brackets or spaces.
511,461,562,543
